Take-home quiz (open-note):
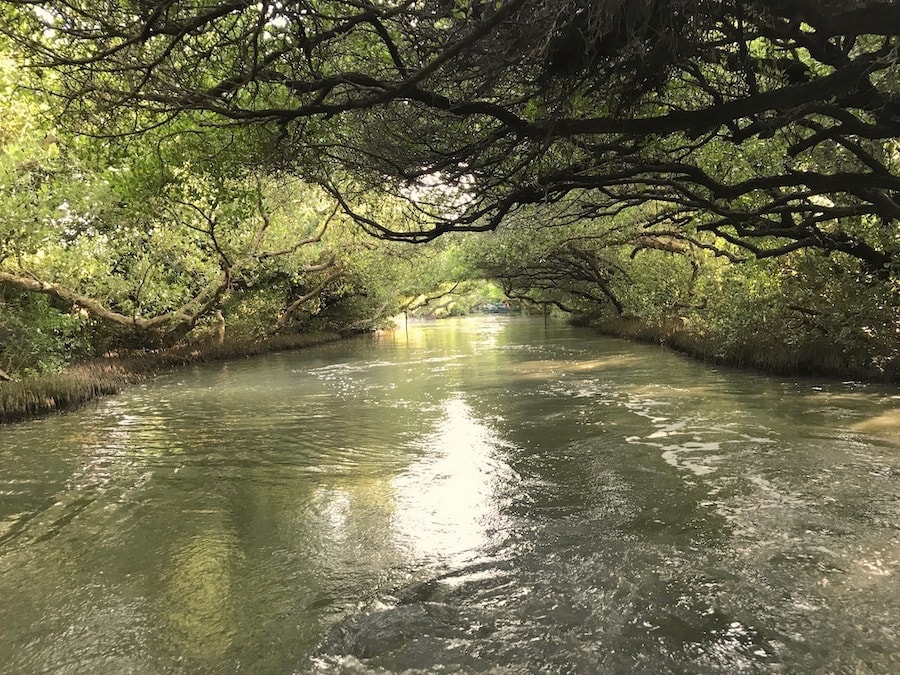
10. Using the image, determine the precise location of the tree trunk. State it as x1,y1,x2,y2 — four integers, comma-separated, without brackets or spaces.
214,310,226,344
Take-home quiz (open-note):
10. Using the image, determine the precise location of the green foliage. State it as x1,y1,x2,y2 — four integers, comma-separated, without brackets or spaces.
219,288,286,340
0,52,428,372
0,289,90,377
693,258,787,350
460,194,898,378
0,8,897,384
613,249,699,323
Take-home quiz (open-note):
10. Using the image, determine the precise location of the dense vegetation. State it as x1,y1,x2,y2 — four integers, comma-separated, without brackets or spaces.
0,1,897,389
0,54,458,378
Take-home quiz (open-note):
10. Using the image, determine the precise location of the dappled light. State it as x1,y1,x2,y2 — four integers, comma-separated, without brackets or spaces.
162,532,241,662
851,409,900,443
507,355,642,381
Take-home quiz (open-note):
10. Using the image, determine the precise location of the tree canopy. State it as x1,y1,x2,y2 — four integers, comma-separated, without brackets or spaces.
1,0,897,271
0,1,897,382
0,46,457,375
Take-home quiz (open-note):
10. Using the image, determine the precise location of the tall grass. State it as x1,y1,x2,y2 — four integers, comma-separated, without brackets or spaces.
594,317,898,382
0,364,130,423
0,332,343,424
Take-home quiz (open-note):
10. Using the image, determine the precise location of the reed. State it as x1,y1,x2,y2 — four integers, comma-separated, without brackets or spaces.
0,331,343,424
594,317,898,382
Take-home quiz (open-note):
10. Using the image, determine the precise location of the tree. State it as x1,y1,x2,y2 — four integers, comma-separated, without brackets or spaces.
460,198,712,318
1,0,895,271
1,1,896,380
0,53,347,366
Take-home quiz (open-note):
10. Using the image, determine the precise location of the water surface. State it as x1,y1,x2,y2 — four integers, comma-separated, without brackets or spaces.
1,317,897,673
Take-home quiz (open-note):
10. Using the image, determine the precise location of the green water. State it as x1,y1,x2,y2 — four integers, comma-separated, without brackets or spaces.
1,317,898,673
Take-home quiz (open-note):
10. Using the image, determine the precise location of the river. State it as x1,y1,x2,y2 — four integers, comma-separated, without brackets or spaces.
1,316,898,673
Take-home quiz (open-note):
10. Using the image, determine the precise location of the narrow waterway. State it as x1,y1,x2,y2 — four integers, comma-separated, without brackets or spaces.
1,316,897,674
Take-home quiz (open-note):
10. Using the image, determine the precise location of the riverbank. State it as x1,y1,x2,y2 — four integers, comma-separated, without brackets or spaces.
0,332,343,424
593,316,899,383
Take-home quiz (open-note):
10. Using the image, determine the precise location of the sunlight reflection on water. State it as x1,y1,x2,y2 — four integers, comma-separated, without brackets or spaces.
391,395,516,566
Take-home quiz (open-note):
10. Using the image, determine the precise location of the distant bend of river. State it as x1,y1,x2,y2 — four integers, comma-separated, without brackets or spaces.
1,316,898,674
